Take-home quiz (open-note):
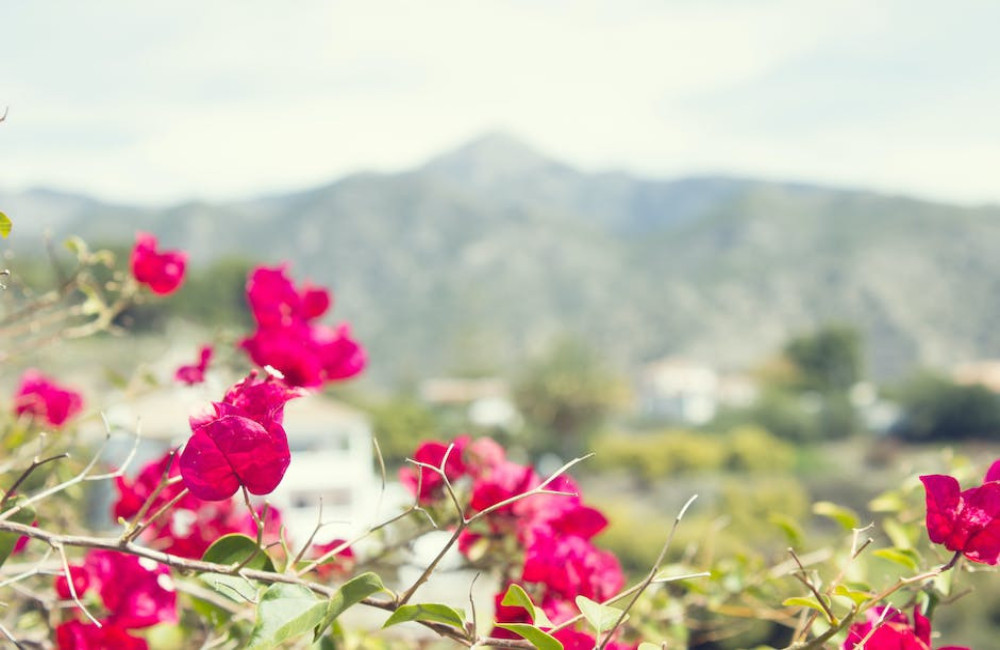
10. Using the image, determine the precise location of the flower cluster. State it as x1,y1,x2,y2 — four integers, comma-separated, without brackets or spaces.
130,232,187,296
55,550,177,649
239,265,365,388
921,459,1000,565
843,606,968,650
179,371,302,501
174,344,213,386
12,369,83,428
114,450,283,559
400,437,624,643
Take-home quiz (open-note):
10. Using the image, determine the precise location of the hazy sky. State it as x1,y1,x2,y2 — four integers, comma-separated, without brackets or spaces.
1,1,998,206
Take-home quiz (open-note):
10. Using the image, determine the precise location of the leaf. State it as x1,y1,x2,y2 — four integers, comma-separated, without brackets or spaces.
769,512,804,547
501,583,553,628
872,547,920,571
833,584,872,606
0,498,35,568
382,603,466,630
869,491,905,513
575,595,627,636
0,212,10,239
199,534,275,602
247,584,328,650
64,236,88,257
495,623,563,650
638,644,662,650
883,517,912,550
314,572,386,640
782,596,832,620
812,501,859,530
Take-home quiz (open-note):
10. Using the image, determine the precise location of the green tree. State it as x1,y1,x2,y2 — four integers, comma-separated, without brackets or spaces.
513,336,626,458
783,324,863,393
892,371,1000,441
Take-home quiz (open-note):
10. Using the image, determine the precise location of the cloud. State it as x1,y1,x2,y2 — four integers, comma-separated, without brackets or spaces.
0,1,998,205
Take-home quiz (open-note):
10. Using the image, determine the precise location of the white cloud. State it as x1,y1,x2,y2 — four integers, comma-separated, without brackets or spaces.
0,0,998,205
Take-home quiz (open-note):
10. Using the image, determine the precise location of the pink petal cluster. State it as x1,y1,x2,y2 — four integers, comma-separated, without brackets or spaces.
179,371,302,501
13,369,83,428
174,345,213,385
239,265,365,388
130,232,187,296
54,549,177,649
843,606,968,650
115,450,284,558
400,437,624,638
311,539,356,581
921,459,1000,564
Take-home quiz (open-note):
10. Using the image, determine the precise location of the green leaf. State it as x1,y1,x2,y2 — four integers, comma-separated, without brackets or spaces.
495,623,563,650
872,547,920,571
883,517,912,550
199,534,275,602
501,583,553,628
782,596,832,621
314,572,386,641
382,603,466,630
769,512,804,547
638,644,662,650
247,584,328,650
833,584,872,606
64,236,88,257
575,595,626,635
0,498,35,568
869,491,905,513
812,501,860,530
0,213,10,239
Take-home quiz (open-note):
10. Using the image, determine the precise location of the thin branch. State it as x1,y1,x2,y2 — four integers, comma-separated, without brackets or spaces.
596,494,698,650
1,452,70,507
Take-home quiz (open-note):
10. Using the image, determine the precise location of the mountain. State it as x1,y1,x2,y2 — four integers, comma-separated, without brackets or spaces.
4,134,1000,382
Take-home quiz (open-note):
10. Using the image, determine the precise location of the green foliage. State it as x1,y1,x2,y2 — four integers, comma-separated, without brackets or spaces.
891,371,1000,441
367,395,442,465
0,498,35,568
247,584,327,650
314,572,386,640
382,603,467,630
783,324,864,393
0,212,11,238
514,336,627,457
199,534,275,602
592,426,795,482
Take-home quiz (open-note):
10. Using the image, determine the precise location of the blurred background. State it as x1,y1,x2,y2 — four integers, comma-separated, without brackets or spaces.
3,2,1000,647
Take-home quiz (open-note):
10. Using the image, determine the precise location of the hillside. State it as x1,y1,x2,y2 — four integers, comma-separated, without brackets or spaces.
4,133,1000,382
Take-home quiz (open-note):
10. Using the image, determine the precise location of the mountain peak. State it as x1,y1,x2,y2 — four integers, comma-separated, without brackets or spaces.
422,131,567,186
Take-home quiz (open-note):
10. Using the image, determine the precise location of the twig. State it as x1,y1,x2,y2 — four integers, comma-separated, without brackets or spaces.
596,494,698,650
1,452,70,508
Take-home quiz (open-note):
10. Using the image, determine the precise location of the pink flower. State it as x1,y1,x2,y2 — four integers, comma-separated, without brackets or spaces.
57,620,149,650
398,437,470,504
239,265,365,387
174,345,213,385
114,451,283,558
130,232,187,296
56,550,176,631
469,461,539,515
179,371,301,501
13,369,83,428
514,475,608,542
921,459,1000,564
311,539,356,580
843,606,968,650
522,532,624,603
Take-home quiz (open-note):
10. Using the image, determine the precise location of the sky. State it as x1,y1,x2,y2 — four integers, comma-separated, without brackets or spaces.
1,1,998,206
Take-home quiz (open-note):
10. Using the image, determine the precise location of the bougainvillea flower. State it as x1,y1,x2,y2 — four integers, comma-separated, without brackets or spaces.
130,232,187,295
56,550,176,632
13,369,83,428
174,345,214,385
921,459,1000,564
114,450,283,558
514,475,609,542
842,606,968,650
239,265,366,387
311,539,356,580
398,437,470,504
469,461,539,515
56,620,149,650
522,532,624,602
180,371,301,501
